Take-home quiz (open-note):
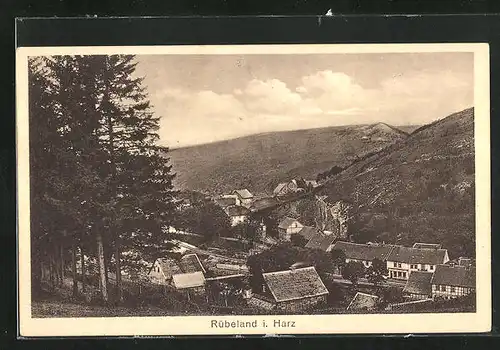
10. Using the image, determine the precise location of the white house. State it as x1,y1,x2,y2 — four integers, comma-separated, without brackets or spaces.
232,189,254,207
277,217,304,241
386,245,450,280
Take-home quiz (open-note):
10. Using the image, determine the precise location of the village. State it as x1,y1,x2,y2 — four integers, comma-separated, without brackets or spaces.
132,178,476,315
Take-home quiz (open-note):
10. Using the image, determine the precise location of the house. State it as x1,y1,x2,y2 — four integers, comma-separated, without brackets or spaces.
260,267,329,312
305,234,336,252
172,271,206,301
413,243,442,249
148,257,183,285
458,257,473,268
403,271,433,300
233,189,254,207
278,217,304,241
214,196,238,209
273,179,306,197
148,253,205,285
431,264,475,300
273,181,298,197
346,292,379,312
225,205,251,226
386,246,450,280
332,241,394,269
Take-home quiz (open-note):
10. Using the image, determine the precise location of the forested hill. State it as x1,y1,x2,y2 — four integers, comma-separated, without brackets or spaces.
167,123,408,196
319,107,475,259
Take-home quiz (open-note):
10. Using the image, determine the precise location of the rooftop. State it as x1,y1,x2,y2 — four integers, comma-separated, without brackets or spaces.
332,241,394,261
178,253,206,274
413,243,442,249
262,266,329,303
273,183,288,195
387,246,448,265
403,271,433,295
234,189,254,199
172,271,206,289
431,264,475,288
305,234,336,252
214,197,238,208
347,292,379,311
278,217,302,230
297,226,322,241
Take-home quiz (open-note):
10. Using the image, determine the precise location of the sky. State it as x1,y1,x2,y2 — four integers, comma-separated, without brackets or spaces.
134,52,474,148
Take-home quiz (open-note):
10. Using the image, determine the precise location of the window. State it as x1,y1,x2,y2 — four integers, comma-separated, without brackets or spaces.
397,263,402,268
440,285,446,292
451,287,456,293
410,264,417,269
430,265,434,270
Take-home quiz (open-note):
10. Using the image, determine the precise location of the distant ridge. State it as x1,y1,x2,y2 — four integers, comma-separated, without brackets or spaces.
167,123,408,195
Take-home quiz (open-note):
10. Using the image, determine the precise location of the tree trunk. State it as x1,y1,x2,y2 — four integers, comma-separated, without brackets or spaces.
80,245,86,292
96,233,108,303
71,237,78,297
115,234,123,303
103,245,110,288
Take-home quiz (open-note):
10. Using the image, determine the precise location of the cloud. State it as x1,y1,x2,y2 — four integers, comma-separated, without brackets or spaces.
241,78,302,114
151,68,472,146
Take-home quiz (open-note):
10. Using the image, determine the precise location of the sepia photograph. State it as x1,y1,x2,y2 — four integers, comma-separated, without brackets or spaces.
16,43,491,336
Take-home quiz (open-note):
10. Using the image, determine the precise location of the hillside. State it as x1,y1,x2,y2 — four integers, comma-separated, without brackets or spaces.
319,108,475,258
167,123,408,195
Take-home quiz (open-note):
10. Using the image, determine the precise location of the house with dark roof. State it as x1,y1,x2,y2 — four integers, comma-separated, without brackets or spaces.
233,189,254,207
403,271,433,300
347,292,379,312
273,179,306,197
278,217,304,241
305,234,336,253
431,264,475,300
260,267,329,312
224,205,251,226
332,241,395,269
387,246,449,280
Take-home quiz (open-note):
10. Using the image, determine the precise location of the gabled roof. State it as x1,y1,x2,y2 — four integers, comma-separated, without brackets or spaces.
172,271,206,289
214,197,237,208
233,189,254,199
388,246,448,265
152,258,183,279
273,182,288,195
278,217,302,230
250,197,279,211
413,243,442,249
225,205,250,217
305,234,336,252
403,271,433,295
347,292,379,311
178,253,206,274
298,226,322,240
431,264,475,288
332,241,395,261
262,266,329,303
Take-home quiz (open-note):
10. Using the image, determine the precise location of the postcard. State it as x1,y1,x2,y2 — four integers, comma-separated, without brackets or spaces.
16,43,491,336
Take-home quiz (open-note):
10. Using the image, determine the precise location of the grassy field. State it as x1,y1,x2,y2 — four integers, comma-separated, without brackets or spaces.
168,123,408,195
